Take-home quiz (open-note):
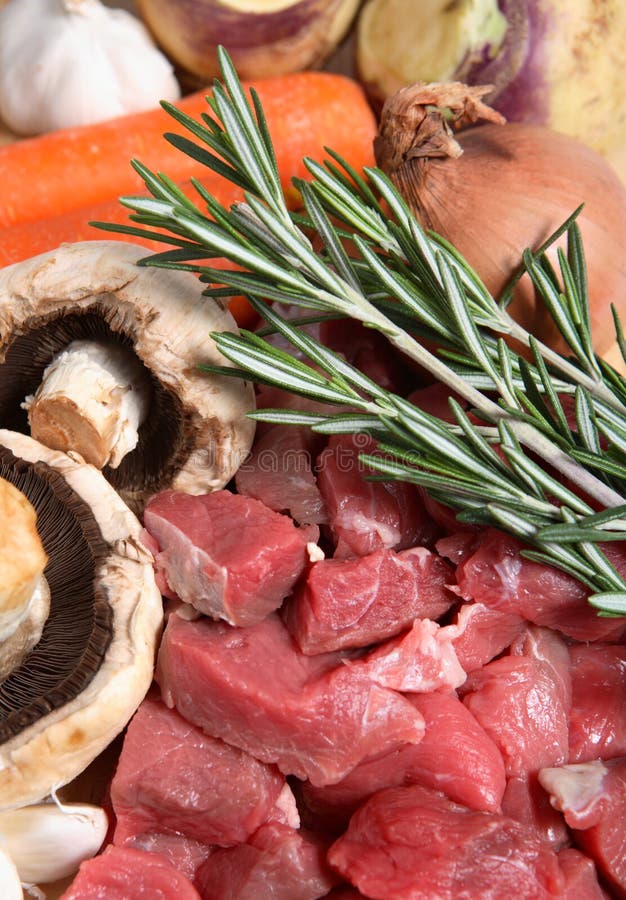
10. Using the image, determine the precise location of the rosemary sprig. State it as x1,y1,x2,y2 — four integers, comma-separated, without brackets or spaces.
93,47,626,615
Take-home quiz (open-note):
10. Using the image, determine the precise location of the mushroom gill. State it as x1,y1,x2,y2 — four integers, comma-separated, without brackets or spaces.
0,241,256,512
0,430,163,810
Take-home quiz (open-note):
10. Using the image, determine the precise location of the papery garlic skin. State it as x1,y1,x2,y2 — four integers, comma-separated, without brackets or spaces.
0,0,181,136
0,846,23,900
0,801,108,885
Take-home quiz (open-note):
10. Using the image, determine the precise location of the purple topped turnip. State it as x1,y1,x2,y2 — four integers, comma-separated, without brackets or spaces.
356,0,626,180
135,0,361,86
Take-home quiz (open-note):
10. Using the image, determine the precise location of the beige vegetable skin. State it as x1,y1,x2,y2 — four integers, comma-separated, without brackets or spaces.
0,429,163,810
136,0,361,85
0,240,256,512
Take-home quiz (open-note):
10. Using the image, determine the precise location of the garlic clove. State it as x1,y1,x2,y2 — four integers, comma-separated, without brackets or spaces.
0,845,23,899
0,801,108,885
0,0,181,136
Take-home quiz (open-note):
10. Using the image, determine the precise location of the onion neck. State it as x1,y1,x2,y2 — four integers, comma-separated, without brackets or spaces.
374,81,505,176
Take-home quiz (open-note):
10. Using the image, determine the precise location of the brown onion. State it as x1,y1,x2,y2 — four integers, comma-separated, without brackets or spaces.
374,82,626,363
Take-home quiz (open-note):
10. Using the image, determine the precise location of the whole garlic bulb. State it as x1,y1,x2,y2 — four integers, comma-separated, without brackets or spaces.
0,0,181,136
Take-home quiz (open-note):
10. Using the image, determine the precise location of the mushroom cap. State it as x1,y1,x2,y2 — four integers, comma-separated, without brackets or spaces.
0,430,163,810
0,240,256,510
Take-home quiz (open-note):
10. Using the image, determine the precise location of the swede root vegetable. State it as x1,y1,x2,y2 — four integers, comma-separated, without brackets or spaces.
374,81,626,362
135,0,361,85
357,0,626,182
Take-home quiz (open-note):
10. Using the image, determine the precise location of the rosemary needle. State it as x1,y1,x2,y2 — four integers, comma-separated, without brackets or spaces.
93,47,626,616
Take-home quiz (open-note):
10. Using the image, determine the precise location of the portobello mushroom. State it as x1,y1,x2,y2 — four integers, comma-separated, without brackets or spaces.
0,429,163,810
0,240,256,511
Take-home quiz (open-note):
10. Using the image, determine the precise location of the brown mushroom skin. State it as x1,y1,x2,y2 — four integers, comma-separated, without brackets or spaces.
0,241,256,512
135,0,361,86
0,430,163,811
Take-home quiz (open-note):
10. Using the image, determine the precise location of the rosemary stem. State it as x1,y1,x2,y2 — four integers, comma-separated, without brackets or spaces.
359,302,626,509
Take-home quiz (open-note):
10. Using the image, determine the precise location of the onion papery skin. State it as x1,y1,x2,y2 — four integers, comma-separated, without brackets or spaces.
380,121,626,359
135,0,360,85
357,0,626,182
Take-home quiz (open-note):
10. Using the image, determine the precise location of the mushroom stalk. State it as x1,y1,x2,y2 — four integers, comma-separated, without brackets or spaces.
25,339,151,469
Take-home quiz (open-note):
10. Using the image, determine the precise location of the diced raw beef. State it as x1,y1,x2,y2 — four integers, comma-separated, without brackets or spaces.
510,625,572,710
283,546,455,654
501,776,569,850
111,693,291,848
300,690,506,829
436,530,481,565
568,643,626,763
156,612,425,787
461,654,569,778
539,757,626,897
344,619,466,693
235,424,328,526
143,489,313,626
317,433,439,558
60,845,201,900
455,528,626,641
447,601,526,673
327,784,564,899
116,832,213,883
557,848,608,900
194,823,338,900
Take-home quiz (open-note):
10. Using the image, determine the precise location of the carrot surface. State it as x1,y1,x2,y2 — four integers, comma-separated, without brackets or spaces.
0,72,376,228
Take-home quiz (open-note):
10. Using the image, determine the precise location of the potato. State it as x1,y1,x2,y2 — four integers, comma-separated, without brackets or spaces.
356,0,626,181
136,0,361,85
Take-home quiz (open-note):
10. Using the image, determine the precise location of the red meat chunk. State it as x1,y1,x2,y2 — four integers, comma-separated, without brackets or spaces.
539,757,626,897
110,693,292,848
114,832,212,884
194,824,338,900
568,643,626,763
156,612,425,786
447,601,526,673
60,846,201,900
327,784,564,899
455,528,626,641
143,489,313,626
461,654,570,778
501,776,569,851
344,619,465,693
316,433,438,558
557,848,608,900
235,424,328,526
300,690,506,830
284,546,455,654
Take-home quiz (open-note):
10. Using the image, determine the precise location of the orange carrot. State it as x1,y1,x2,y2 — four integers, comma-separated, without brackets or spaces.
0,175,264,326
0,72,376,228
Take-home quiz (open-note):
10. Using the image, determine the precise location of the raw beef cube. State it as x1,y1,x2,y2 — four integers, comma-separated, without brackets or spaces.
327,784,564,899
501,776,569,851
568,643,626,763
156,612,425,787
539,757,626,897
317,433,438,558
194,824,338,900
510,625,572,710
461,654,569,777
60,845,201,900
343,619,466,693
235,424,327,526
111,693,291,847
115,832,212,883
144,489,313,626
455,528,626,642
447,601,525,673
300,690,506,829
557,848,608,900
284,546,455,654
